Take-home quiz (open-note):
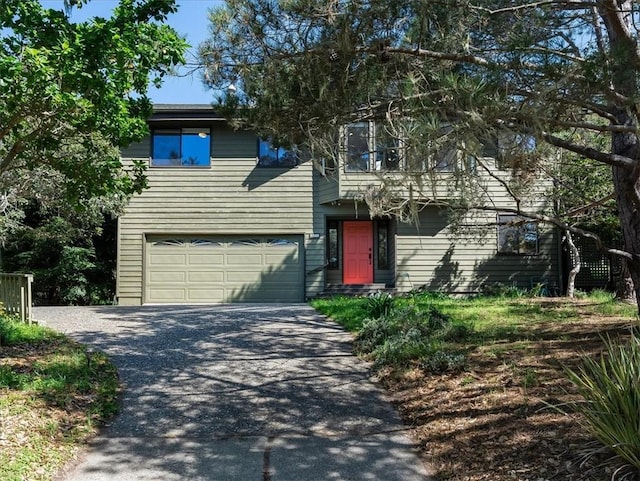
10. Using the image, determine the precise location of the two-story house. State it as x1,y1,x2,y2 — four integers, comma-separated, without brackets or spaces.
116,104,561,305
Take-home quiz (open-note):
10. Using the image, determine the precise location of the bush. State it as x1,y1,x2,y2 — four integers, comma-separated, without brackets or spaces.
479,282,529,298
422,350,466,374
565,331,640,477
354,305,472,370
364,291,395,318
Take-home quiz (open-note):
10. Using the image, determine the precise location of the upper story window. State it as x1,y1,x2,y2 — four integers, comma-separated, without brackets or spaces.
344,122,457,173
257,138,299,167
497,213,539,255
345,123,402,172
496,133,537,169
151,128,211,167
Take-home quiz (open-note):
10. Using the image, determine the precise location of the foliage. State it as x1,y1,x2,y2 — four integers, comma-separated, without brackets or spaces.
201,0,640,306
312,290,637,370
0,314,119,480
364,291,396,318
2,203,117,305
354,304,471,370
0,312,55,346
565,331,640,478
0,0,187,239
309,295,371,331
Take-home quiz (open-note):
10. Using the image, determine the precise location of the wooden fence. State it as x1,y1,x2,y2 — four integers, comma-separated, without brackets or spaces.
0,273,34,323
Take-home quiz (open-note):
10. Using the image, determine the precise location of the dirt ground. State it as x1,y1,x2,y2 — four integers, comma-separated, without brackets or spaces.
379,299,638,481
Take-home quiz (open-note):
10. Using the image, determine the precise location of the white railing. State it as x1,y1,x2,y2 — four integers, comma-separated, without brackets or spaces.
0,273,33,324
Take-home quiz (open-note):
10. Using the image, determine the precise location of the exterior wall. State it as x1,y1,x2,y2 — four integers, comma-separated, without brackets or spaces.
118,108,561,303
311,158,560,296
395,207,560,293
117,124,316,305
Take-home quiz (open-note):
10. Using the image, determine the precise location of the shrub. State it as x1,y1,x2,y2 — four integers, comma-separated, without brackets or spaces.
422,350,466,374
364,291,395,318
354,305,472,370
480,282,528,298
565,331,640,478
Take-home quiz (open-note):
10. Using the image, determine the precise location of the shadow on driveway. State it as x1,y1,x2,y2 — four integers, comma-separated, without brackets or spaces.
37,304,432,481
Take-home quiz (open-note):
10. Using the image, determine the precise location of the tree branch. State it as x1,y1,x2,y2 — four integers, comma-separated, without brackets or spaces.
543,132,635,168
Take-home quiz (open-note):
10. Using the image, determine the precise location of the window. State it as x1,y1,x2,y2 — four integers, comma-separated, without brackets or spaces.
257,138,299,167
497,214,538,255
433,145,457,172
345,122,402,172
377,222,389,269
345,123,371,171
151,128,210,167
375,128,401,171
496,133,536,169
327,220,339,269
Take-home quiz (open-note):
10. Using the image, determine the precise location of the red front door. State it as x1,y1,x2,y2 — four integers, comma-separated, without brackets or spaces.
343,221,373,284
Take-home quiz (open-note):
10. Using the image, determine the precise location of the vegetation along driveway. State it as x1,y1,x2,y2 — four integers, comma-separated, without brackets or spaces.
34,304,432,481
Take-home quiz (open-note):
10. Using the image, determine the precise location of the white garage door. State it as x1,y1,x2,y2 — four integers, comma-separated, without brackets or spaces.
145,236,304,303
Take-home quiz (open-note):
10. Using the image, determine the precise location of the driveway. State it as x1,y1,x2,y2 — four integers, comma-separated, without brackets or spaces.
35,304,432,481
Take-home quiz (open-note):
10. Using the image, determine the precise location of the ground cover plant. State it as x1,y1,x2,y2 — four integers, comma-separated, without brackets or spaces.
0,314,119,481
311,290,639,481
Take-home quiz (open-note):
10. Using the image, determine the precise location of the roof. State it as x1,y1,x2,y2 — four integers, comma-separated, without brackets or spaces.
151,104,224,121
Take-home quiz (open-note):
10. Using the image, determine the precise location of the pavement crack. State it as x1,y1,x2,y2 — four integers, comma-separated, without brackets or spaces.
263,436,274,481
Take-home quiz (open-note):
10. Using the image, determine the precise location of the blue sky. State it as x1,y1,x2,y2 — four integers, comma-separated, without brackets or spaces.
41,0,223,104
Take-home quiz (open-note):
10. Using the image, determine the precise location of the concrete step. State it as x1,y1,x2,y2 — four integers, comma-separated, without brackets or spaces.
317,284,395,298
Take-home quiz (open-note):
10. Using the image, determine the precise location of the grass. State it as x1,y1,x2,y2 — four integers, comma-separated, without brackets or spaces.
312,290,636,343
0,314,119,481
311,289,640,480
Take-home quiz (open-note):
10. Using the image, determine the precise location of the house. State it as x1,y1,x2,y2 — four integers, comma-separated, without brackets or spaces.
116,104,561,305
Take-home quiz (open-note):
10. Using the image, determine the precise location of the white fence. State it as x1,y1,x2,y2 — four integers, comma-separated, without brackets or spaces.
0,273,33,323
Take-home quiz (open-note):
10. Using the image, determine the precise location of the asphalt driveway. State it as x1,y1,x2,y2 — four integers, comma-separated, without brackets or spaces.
35,304,432,481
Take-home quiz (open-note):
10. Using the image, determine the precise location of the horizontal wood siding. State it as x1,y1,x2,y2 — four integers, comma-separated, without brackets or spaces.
395,207,560,293
117,127,315,304
316,172,339,204
335,159,554,211
121,138,150,159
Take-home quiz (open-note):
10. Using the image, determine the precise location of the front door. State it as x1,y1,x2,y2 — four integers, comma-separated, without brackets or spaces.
343,221,373,284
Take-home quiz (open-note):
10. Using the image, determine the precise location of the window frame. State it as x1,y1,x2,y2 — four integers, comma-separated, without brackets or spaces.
343,122,404,173
377,221,390,269
151,127,211,168
327,220,340,269
497,213,539,255
342,121,467,173
257,138,300,168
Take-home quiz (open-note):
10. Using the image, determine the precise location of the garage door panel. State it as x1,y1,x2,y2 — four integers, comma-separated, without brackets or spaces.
188,271,224,282
226,254,263,265
265,253,298,264
145,236,303,303
188,288,225,301
150,254,188,266
188,254,224,265
227,271,261,282
147,288,187,302
148,271,187,283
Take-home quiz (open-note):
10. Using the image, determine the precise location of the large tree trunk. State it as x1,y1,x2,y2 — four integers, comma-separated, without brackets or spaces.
611,136,640,309
615,257,636,303
599,1,640,311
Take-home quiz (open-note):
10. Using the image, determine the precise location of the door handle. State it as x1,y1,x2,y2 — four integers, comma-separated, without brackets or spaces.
368,252,372,264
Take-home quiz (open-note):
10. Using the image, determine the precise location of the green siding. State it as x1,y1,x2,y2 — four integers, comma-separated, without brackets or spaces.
395,207,560,293
117,126,316,304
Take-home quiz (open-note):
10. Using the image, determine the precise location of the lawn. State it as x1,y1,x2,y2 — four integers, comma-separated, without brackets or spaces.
311,290,639,481
0,315,119,481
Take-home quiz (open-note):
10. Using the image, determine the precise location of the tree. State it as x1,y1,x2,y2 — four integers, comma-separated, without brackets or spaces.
200,0,640,306
0,166,124,305
0,0,187,240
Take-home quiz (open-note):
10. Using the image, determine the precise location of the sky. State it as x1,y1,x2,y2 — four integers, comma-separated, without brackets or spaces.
41,0,224,105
